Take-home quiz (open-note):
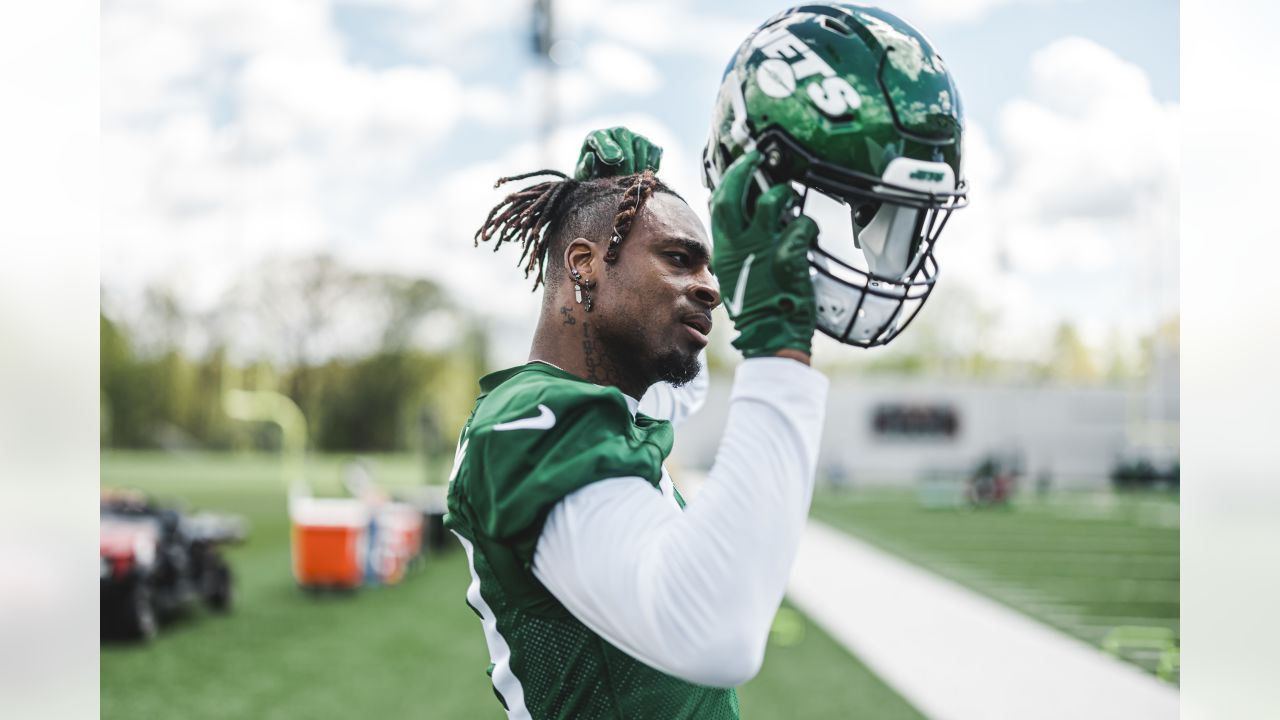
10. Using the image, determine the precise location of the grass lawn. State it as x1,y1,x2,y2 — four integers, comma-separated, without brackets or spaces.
102,451,921,719
810,486,1179,679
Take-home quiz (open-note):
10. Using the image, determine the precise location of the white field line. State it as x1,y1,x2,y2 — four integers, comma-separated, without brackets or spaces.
787,521,1180,720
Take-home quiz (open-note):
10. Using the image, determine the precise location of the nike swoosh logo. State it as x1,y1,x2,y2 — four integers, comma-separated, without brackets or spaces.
447,438,469,485
493,404,556,432
722,253,755,317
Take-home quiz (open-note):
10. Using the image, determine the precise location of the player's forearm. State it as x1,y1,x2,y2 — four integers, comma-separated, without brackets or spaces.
527,314,823,675
652,358,827,678
532,359,827,687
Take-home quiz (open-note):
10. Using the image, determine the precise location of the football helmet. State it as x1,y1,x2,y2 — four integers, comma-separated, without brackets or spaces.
702,3,967,347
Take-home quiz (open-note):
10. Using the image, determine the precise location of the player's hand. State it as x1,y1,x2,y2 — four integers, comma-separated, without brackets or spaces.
573,127,663,180
710,150,818,359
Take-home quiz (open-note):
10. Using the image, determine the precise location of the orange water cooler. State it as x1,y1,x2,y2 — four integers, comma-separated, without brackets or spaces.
290,497,370,589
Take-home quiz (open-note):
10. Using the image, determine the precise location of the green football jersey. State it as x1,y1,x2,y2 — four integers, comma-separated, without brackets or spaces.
444,362,740,719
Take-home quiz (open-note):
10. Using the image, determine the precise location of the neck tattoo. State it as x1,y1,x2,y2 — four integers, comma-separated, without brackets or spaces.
581,320,627,390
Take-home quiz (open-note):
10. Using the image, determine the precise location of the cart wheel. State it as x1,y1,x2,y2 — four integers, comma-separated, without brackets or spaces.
121,582,158,642
204,560,233,612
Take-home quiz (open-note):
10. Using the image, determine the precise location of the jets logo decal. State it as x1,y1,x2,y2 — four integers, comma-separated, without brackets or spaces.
909,169,945,183
751,27,861,117
493,404,556,432
756,59,798,98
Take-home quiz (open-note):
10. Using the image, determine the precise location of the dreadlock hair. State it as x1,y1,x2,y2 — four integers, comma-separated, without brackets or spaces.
473,169,678,292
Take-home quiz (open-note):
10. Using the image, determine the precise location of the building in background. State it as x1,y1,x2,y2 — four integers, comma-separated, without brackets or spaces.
673,363,1179,490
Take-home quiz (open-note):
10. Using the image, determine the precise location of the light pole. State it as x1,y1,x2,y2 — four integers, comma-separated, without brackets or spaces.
532,0,557,168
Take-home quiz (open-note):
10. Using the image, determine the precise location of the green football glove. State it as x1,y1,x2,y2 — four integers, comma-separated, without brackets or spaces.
573,127,663,180
710,150,818,359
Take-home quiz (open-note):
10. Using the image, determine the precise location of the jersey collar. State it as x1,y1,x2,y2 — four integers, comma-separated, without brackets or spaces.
480,361,642,418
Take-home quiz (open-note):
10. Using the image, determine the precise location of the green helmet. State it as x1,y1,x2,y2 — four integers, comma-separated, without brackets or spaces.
702,3,968,347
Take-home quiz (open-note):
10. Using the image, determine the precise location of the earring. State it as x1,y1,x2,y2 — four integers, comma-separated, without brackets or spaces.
570,267,595,312
604,231,622,263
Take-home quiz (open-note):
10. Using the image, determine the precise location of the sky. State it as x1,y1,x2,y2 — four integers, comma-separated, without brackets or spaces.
101,0,1180,367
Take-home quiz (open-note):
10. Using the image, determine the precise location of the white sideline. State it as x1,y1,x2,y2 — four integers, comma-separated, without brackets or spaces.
787,521,1180,720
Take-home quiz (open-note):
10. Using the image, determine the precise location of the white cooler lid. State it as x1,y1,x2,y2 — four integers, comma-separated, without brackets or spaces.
290,496,370,527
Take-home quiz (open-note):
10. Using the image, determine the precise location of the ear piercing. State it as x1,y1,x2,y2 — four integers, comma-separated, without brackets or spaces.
569,267,595,312
605,232,622,263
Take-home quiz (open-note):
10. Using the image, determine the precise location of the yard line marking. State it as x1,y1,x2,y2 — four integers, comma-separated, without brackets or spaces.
787,521,1178,720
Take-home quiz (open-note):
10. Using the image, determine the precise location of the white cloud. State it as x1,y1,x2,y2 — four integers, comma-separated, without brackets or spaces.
892,0,1066,26
463,85,516,126
996,37,1178,264
372,0,752,66
102,0,496,316
1026,35,1154,117
581,43,663,96
101,9,204,120
560,0,755,63
238,55,465,147
936,36,1179,359
354,0,526,63
460,54,667,135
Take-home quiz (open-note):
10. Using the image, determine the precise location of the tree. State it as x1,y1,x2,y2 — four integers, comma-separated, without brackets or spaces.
1047,321,1099,382
102,253,481,452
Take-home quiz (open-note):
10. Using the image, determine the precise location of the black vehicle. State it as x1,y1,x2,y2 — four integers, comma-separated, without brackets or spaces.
100,491,246,641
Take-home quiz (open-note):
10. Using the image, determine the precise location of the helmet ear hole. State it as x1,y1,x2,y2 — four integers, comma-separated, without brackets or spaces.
717,143,733,170
819,16,854,36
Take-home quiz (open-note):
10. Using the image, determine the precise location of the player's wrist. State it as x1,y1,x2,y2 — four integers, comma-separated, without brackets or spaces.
771,348,811,365
732,315,813,359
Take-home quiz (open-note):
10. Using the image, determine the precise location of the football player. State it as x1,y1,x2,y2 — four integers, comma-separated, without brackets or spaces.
445,2,965,716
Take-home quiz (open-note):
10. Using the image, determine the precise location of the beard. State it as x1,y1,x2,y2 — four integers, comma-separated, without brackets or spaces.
655,347,702,387
594,313,702,392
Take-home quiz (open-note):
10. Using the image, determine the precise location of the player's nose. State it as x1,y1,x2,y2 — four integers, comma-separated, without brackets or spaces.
690,270,721,310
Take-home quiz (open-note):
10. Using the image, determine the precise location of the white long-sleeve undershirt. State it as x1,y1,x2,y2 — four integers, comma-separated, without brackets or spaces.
636,350,709,426
531,358,828,688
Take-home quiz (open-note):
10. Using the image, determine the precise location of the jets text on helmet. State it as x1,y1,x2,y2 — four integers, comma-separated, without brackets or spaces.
751,26,861,117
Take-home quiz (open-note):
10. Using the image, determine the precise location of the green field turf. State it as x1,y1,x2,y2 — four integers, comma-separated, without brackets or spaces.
102,451,921,719
810,486,1180,679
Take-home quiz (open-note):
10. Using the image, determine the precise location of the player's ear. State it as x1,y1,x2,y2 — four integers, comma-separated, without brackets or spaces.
564,238,597,285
